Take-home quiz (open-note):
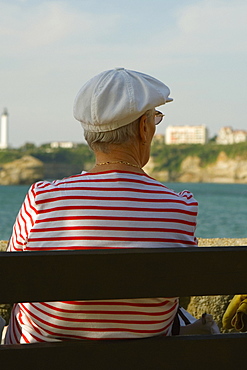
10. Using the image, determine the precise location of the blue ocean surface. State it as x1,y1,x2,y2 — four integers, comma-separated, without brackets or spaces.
0,183,246,241
0,185,30,241
166,182,247,239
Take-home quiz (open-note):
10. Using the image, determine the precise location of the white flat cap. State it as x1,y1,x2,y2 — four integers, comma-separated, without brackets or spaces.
73,68,173,132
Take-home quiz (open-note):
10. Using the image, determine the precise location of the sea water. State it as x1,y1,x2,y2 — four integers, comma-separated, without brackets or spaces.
0,185,29,241
166,182,247,239
0,183,246,241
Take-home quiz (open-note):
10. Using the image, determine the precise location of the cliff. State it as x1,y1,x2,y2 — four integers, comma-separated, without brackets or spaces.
145,151,247,183
0,155,44,185
1,150,247,185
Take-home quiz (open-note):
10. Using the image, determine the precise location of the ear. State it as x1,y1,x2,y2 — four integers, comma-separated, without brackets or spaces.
139,114,148,143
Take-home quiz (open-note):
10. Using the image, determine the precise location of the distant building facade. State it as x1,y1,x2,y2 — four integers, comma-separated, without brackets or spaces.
216,127,247,145
165,125,208,145
50,141,76,149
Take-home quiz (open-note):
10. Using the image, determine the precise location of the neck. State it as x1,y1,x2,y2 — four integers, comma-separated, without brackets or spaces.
89,155,145,174
95,160,141,169
89,145,147,174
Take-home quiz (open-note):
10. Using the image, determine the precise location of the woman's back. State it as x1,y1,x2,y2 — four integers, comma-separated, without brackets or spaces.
5,170,198,344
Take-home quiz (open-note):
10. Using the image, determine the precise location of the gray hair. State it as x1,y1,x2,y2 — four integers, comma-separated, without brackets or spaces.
84,110,153,153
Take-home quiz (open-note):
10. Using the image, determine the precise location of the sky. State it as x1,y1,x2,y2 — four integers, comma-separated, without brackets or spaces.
0,0,246,148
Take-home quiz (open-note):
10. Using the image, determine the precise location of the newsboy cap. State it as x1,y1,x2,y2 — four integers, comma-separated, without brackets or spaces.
73,67,173,132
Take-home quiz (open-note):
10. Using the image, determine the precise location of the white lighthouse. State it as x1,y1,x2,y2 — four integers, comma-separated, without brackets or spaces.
0,108,9,149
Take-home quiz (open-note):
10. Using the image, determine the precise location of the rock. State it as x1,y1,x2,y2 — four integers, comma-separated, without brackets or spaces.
178,156,203,182
183,238,247,332
178,152,247,183
204,152,247,183
0,155,44,185
0,240,8,251
146,151,247,183
144,157,169,182
0,304,12,326
186,295,234,332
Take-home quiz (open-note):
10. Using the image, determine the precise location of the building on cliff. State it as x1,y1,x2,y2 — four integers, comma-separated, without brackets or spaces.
50,141,77,149
165,125,208,145
0,108,9,149
216,126,247,144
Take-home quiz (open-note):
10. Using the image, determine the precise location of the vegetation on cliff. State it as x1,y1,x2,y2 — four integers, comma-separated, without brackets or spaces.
0,141,246,180
0,143,94,172
151,140,247,172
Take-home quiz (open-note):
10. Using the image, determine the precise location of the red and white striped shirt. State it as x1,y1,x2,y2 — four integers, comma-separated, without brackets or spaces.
5,170,198,344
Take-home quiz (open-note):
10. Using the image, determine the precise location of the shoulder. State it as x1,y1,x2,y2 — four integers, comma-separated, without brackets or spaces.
29,172,88,195
145,176,198,206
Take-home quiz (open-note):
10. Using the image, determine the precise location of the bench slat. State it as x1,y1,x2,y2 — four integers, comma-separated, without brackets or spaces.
1,247,247,303
1,333,247,370
1,247,247,369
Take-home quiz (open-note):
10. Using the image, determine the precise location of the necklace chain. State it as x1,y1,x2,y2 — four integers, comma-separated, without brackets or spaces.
95,160,141,169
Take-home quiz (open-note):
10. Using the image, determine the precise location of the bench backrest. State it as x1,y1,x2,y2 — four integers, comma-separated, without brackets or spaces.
1,246,247,369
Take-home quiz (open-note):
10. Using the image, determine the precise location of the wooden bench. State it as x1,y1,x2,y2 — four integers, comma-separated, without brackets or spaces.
1,246,247,370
